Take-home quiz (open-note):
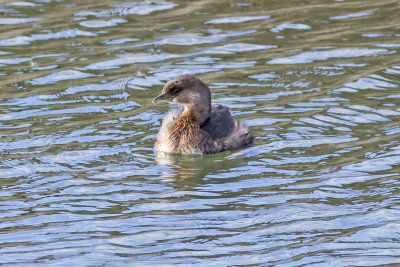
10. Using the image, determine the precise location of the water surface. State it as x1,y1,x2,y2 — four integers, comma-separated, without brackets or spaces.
1,0,400,265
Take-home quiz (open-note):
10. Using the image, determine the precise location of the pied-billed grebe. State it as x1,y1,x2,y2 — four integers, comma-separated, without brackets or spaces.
153,75,254,154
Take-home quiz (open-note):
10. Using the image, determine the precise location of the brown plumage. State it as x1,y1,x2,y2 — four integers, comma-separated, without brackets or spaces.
153,75,253,154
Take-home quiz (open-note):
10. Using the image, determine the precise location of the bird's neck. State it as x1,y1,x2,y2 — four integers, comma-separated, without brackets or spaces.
183,103,211,125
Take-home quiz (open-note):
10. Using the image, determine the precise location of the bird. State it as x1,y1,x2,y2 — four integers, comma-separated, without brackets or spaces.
153,74,253,154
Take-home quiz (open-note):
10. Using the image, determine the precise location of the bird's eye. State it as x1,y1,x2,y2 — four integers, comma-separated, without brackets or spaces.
171,86,180,94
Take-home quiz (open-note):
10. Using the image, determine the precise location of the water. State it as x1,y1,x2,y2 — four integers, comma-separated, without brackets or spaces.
1,0,400,265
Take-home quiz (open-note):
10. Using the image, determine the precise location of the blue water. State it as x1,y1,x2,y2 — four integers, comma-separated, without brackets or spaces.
1,0,400,265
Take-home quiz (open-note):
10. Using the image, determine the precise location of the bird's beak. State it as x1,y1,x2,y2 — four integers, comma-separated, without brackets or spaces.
152,93,167,104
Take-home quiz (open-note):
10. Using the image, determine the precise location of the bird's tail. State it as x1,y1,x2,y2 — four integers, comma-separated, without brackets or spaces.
219,120,254,151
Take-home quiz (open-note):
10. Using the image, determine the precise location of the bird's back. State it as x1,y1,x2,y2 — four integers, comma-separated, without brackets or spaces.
203,104,253,151
201,104,235,139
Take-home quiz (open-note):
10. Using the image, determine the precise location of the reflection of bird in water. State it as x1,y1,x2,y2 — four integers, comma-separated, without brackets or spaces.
156,152,221,181
153,75,253,155
155,151,248,186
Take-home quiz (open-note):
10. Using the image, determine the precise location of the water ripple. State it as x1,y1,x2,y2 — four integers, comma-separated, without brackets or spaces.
75,0,178,17
79,19,127,28
1,0,400,265
0,29,97,46
330,12,374,20
205,15,270,24
270,23,311,33
28,70,95,85
0,18,42,24
267,48,391,64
